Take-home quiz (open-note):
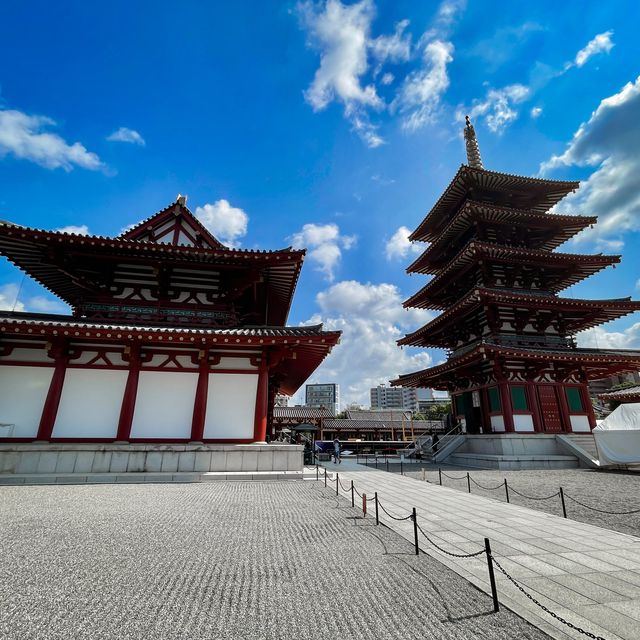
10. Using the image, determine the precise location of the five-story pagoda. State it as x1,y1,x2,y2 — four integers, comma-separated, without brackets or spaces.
393,118,640,435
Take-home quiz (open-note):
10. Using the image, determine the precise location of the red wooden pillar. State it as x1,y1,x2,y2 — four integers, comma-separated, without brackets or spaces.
190,351,210,442
556,383,573,433
499,382,514,432
116,344,141,441
526,381,543,432
36,341,69,441
253,359,269,443
582,384,597,430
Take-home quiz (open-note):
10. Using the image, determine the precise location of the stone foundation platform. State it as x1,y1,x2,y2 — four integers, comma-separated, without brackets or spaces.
0,443,304,482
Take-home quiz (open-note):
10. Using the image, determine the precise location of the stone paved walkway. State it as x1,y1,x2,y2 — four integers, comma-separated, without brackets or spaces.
319,460,640,640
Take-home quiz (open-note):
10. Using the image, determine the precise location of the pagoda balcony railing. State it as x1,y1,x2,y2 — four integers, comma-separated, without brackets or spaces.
447,334,577,359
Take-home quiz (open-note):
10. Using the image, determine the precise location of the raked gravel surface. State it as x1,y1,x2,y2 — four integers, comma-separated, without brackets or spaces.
0,481,550,640
403,466,640,537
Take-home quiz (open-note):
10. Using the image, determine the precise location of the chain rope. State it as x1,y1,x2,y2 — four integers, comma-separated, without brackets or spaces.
563,493,640,515
491,556,609,640
377,501,414,521
469,477,506,491
507,487,560,501
415,523,486,558
440,471,469,480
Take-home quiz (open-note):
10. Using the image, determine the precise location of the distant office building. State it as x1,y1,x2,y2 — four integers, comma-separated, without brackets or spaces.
305,383,339,414
274,394,289,408
370,385,434,412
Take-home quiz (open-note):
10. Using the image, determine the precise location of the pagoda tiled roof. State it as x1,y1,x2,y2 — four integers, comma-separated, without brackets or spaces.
404,241,620,310
399,288,640,347
393,341,640,389
407,200,596,274
598,385,640,402
409,165,579,243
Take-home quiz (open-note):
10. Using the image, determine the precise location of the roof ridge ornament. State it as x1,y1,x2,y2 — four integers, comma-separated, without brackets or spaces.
464,115,484,170
176,194,188,206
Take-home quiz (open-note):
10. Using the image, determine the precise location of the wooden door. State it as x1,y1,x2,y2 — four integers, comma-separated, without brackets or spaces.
537,385,563,432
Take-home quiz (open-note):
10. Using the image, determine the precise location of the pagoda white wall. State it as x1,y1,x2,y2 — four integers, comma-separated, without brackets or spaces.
213,357,258,371
513,414,535,432
203,373,257,439
490,415,505,432
130,372,197,439
0,366,53,437
52,369,128,438
570,415,591,432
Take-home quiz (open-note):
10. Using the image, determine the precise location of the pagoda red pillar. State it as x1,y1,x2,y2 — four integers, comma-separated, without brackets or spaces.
557,384,573,433
253,359,269,443
498,381,515,432
37,340,69,441
116,344,141,441
526,381,543,432
190,352,210,442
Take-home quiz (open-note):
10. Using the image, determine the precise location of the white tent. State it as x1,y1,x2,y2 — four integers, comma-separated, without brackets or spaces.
593,403,640,466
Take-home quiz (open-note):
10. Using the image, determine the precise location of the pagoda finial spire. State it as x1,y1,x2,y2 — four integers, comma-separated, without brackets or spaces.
463,115,484,169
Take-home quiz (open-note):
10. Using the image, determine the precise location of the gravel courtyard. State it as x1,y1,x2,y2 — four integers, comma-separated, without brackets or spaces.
403,466,640,536
0,481,549,640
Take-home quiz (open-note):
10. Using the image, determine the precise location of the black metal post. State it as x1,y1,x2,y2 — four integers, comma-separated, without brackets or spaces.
484,538,499,612
504,479,510,504
412,507,419,555
336,472,339,496
467,472,471,493
559,487,567,518
375,492,379,525
401,459,404,476
438,468,442,486
316,464,319,482
351,480,355,507
386,459,389,472
324,468,327,487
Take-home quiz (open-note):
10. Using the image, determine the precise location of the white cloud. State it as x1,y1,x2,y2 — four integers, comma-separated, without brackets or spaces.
302,280,434,406
0,109,103,171
636,279,640,291
540,76,640,247
530,106,543,118
0,283,68,314
380,72,394,85
56,225,90,235
394,39,454,131
458,84,530,133
577,322,640,350
370,19,411,63
574,30,614,68
107,127,145,146
299,0,381,112
290,222,356,281
194,199,249,247
0,284,24,312
385,226,421,260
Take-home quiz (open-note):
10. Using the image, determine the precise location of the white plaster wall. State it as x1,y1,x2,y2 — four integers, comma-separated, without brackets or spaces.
513,414,535,432
203,373,258,439
214,357,258,370
490,415,505,432
52,369,128,438
570,415,591,432
130,371,197,439
1,347,51,363
0,366,53,437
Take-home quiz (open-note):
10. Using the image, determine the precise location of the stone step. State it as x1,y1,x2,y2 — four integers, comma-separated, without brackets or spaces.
447,452,579,471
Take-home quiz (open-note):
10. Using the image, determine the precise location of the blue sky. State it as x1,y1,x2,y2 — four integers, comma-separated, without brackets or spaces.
1,0,639,406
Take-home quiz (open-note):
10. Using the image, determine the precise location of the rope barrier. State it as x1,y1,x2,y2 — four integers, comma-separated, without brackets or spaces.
564,493,640,515
440,471,469,480
338,478,351,492
353,486,376,501
469,477,506,491
415,523,486,559
491,555,609,640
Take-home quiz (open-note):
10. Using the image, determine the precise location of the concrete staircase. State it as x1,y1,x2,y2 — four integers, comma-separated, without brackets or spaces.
556,433,600,469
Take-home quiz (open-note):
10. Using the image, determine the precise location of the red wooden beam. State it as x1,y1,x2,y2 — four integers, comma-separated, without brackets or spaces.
253,358,269,443
116,344,142,441
36,341,68,441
